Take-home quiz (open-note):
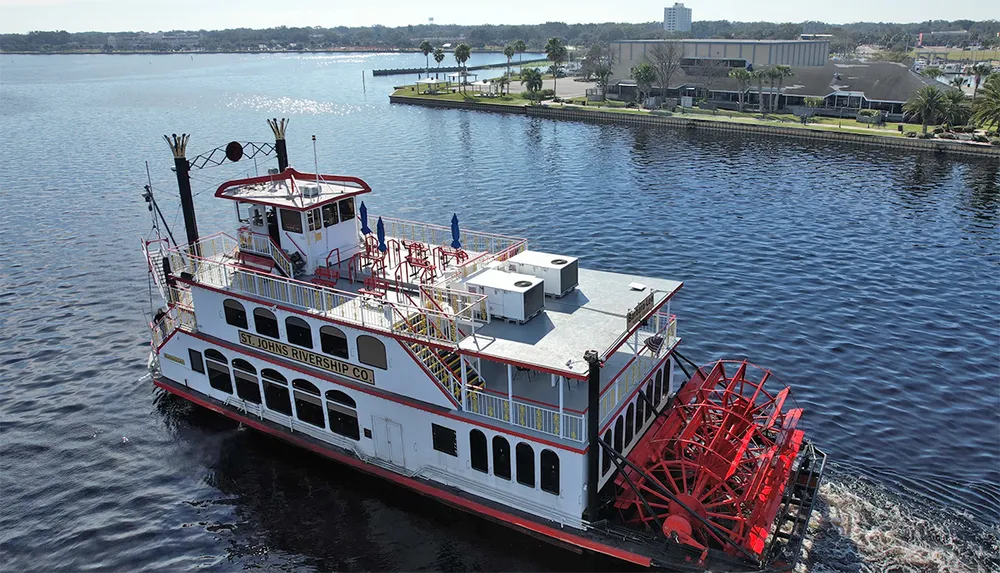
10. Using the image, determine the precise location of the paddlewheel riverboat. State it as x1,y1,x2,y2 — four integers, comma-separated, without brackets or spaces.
143,119,826,571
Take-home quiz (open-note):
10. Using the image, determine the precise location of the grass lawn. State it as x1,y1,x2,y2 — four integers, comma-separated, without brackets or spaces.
393,86,949,139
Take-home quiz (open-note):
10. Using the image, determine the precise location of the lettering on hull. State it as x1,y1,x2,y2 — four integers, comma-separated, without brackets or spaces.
238,330,376,385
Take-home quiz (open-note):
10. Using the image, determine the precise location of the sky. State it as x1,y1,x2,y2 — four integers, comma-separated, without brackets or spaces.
0,0,994,34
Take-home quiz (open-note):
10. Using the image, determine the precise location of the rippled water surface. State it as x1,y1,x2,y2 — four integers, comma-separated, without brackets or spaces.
1,53,998,572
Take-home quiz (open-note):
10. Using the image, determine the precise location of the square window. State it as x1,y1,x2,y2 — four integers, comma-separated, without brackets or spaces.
189,349,205,373
431,423,457,457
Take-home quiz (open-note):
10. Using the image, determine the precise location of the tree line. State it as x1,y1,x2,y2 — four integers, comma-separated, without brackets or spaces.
3,19,998,53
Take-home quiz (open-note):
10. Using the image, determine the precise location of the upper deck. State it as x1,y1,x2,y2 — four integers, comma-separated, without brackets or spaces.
460,269,681,378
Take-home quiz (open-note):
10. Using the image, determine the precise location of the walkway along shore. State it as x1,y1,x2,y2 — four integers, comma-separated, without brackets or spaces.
389,95,1000,159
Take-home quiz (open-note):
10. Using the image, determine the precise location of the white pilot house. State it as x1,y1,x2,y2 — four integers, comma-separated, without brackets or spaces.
144,120,824,571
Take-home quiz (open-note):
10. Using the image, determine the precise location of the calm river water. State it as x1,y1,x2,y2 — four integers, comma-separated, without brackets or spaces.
1,53,998,572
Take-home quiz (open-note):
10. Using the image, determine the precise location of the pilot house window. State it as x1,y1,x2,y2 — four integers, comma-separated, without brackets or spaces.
322,203,339,227
280,208,303,233
338,198,355,222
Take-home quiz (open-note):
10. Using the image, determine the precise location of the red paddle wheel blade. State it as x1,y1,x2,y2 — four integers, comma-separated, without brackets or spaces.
613,360,805,559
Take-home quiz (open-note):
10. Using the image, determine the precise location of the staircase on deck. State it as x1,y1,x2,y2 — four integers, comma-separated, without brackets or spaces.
397,313,484,405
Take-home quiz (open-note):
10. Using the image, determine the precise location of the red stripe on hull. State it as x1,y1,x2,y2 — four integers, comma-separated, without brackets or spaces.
154,379,652,568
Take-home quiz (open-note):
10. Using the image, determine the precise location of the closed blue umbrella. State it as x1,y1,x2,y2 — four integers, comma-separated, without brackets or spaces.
376,216,387,252
359,201,371,235
450,213,462,249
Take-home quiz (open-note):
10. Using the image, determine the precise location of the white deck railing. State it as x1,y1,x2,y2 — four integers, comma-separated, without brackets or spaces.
598,314,678,422
150,306,196,349
166,236,485,347
465,388,586,443
237,227,294,278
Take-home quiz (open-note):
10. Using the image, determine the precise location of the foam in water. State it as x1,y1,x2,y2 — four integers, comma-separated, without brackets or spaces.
800,474,1000,573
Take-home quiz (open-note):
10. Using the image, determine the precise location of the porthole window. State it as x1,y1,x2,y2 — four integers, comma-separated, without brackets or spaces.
338,198,355,222
232,358,261,404
492,436,511,480
357,335,387,369
253,308,279,339
280,208,303,233
292,378,325,428
325,389,360,440
285,316,313,349
470,430,488,473
515,443,535,487
540,449,559,495
320,325,349,359
223,299,248,329
262,368,291,416
204,349,233,394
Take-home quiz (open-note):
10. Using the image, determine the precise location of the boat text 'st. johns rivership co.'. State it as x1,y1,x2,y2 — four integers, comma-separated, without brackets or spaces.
143,119,826,572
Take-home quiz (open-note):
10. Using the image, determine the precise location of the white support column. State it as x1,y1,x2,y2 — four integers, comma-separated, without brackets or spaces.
507,364,514,421
460,357,468,409
633,328,640,358
668,357,675,395
558,375,564,416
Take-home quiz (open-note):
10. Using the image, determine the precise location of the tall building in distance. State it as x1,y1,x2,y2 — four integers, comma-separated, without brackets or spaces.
663,3,692,32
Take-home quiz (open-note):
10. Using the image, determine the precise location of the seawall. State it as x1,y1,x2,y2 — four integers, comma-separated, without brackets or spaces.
388,95,1000,159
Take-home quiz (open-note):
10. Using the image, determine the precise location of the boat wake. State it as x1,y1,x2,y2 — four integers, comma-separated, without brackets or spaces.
801,470,999,573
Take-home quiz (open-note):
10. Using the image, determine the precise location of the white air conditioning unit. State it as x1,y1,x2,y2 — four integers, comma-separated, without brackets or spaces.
301,184,320,198
508,250,579,298
465,269,545,323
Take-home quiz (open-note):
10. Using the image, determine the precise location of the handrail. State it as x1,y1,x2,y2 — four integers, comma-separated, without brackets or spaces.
238,227,294,278
597,314,678,423
465,387,586,443
150,305,196,349
166,245,474,347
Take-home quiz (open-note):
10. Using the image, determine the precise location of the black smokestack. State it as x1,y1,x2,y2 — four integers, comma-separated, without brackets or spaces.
164,133,199,249
268,117,289,172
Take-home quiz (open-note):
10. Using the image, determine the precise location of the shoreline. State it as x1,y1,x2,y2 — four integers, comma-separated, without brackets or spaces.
389,95,1000,159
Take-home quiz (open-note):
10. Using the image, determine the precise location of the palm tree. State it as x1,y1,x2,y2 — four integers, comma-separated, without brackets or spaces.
503,44,515,80
752,69,766,117
513,40,527,66
419,41,433,77
772,65,793,112
520,67,543,100
764,67,781,113
433,48,445,79
454,43,471,93
921,66,943,81
631,62,657,107
903,86,948,134
544,37,567,97
951,75,965,89
971,74,1000,130
495,75,510,96
729,68,751,112
971,63,992,101
941,89,971,128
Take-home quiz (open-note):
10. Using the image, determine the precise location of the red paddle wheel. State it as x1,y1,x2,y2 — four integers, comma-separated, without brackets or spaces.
613,360,805,560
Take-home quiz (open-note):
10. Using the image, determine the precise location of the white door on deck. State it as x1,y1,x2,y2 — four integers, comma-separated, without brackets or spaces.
372,416,405,467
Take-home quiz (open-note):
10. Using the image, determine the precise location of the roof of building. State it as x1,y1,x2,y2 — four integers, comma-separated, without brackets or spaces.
620,60,947,103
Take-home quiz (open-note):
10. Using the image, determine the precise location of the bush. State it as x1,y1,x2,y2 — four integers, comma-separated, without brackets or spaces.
858,109,880,117
938,133,957,139
986,130,997,137
933,126,944,134
919,132,935,139
905,131,917,138
991,138,1000,146
972,134,989,143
